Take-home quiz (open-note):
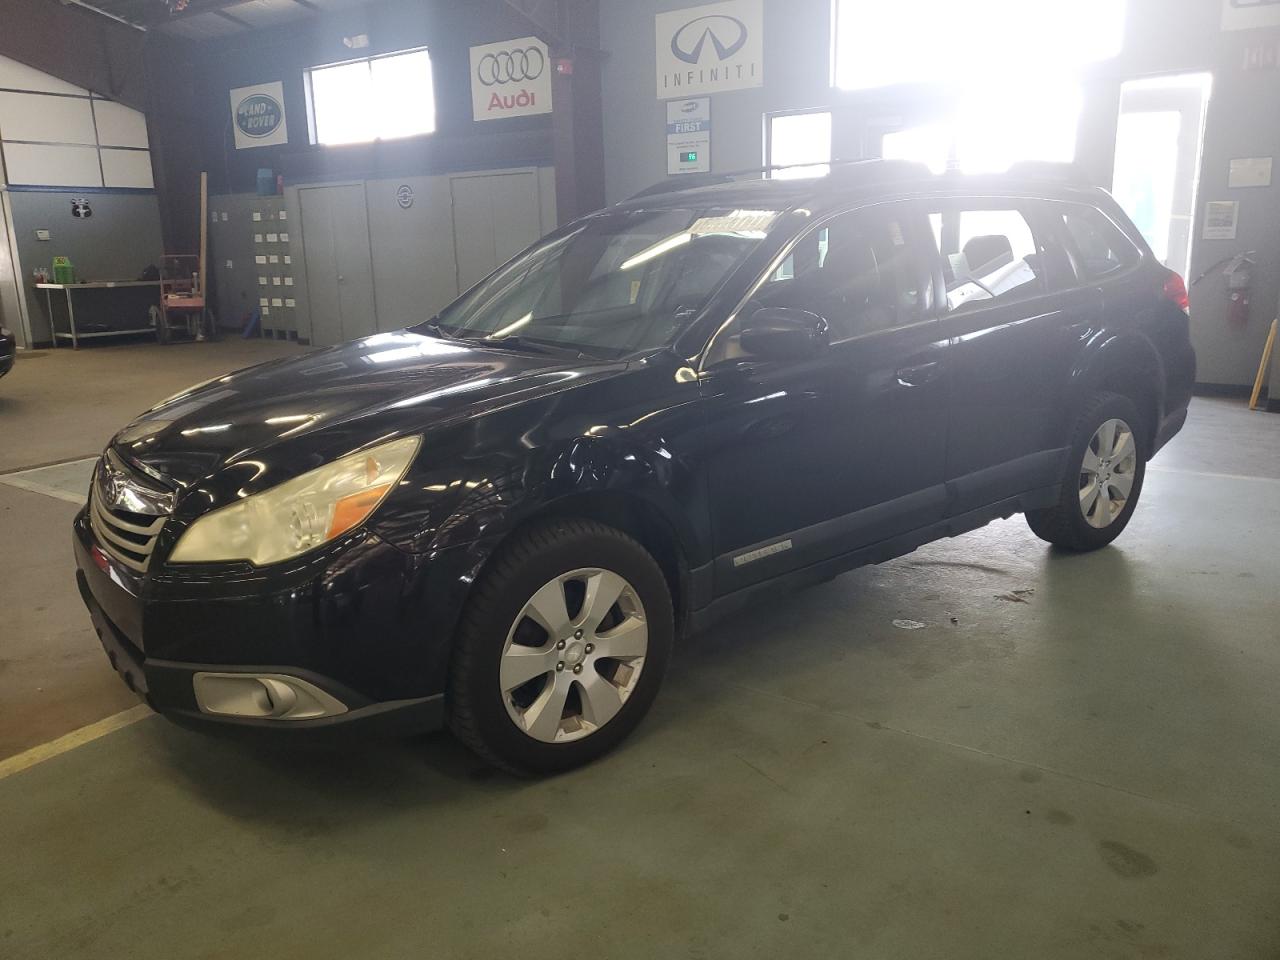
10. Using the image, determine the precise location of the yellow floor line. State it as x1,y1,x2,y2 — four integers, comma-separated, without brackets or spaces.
0,704,153,781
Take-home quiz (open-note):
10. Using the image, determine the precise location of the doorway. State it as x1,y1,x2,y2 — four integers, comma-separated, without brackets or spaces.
1111,73,1213,281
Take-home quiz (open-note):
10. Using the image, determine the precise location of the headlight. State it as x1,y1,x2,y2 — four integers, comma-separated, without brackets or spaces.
0,326,12,337
169,435,421,566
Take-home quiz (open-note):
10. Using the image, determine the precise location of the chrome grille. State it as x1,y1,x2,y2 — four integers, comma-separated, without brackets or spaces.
89,451,173,573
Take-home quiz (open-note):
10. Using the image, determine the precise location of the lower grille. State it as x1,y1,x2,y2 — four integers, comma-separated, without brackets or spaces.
89,466,169,574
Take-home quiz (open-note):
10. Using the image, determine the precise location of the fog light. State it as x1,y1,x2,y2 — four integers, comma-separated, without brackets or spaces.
193,673,348,720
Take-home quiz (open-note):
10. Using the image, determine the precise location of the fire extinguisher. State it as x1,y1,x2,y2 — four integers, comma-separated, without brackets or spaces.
1224,253,1255,325
1192,251,1257,325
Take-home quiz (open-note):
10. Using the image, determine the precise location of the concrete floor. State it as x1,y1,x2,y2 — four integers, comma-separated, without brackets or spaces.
2,340,1279,959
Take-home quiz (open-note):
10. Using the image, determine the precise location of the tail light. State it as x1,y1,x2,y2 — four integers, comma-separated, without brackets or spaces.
1163,271,1190,314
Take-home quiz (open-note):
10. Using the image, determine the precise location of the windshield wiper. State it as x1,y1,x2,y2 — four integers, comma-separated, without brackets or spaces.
464,334,605,362
421,317,452,339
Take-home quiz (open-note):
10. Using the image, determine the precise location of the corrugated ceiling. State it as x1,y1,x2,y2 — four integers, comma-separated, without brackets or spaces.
67,0,372,39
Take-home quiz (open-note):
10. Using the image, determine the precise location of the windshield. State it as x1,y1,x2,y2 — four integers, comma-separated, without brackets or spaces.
428,207,780,357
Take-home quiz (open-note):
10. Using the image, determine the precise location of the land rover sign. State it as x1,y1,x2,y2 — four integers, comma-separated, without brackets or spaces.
230,81,289,150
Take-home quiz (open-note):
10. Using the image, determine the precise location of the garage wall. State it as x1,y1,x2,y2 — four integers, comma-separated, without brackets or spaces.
183,0,554,199
209,166,556,347
0,54,162,346
599,0,1280,389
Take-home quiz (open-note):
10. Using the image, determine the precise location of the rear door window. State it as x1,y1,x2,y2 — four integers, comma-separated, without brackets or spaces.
928,205,1050,311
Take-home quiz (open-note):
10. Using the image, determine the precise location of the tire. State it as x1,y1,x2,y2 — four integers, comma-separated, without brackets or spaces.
1026,391,1147,552
446,518,674,775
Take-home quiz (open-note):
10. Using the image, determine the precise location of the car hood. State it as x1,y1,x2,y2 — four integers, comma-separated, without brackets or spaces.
109,331,614,489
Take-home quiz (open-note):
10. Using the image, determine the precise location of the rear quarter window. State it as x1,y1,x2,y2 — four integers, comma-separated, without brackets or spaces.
1056,205,1140,281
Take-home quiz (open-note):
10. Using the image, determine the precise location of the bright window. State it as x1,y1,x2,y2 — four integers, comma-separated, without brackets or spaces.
767,111,832,179
306,49,435,146
832,0,1125,91
882,82,1083,174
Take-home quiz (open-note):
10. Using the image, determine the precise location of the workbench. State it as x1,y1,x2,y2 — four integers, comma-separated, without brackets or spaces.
36,280,162,349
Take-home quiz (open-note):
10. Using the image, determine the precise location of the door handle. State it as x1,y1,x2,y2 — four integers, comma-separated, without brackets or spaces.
895,361,941,387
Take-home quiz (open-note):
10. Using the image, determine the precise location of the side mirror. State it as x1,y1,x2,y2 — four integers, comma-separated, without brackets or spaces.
739,307,829,361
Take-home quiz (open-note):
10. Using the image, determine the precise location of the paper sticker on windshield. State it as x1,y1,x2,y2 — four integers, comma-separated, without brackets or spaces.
888,220,906,247
690,209,778,237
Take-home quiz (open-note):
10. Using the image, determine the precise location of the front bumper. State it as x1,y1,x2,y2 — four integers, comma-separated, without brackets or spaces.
73,510,462,733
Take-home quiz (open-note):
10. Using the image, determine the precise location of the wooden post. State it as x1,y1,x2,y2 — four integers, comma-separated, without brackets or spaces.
198,171,208,297
1248,317,1277,411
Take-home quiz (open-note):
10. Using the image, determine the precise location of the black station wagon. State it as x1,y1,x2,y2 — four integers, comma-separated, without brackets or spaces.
75,161,1195,773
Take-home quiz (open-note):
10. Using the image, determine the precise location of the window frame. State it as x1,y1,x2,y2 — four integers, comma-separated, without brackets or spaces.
699,199,941,369
764,107,834,179
303,47,436,147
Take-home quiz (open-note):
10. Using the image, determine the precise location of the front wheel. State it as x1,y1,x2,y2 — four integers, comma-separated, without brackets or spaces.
1026,392,1146,552
447,519,673,775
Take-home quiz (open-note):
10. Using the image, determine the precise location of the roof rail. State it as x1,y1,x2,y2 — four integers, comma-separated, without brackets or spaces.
623,157,934,202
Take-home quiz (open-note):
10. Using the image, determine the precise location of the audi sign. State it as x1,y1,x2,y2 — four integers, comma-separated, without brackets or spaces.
470,36,553,121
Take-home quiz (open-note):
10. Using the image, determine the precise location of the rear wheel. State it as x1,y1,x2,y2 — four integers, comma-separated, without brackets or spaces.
1026,392,1146,552
447,519,673,775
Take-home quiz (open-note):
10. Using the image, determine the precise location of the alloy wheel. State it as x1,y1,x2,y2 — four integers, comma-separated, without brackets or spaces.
1079,417,1138,529
499,567,649,743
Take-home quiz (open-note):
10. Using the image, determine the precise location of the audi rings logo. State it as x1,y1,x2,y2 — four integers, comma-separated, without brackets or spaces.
671,15,748,65
477,46,545,86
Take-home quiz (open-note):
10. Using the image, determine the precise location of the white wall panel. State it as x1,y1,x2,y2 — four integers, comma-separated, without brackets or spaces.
93,100,149,148
2,143,102,187
0,92,97,144
0,55,88,97
101,148,154,188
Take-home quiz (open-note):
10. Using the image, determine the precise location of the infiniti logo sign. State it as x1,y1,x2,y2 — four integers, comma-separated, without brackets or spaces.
656,1,762,98
671,14,748,64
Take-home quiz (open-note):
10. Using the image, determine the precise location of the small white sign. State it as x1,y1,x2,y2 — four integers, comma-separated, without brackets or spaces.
667,98,711,175
1204,200,1240,240
230,81,288,150
656,0,763,99
1229,157,1273,188
470,37,552,121
1223,0,1280,30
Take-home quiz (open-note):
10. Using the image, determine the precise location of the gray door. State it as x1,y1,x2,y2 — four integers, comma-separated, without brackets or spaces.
299,184,377,346
450,172,543,291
